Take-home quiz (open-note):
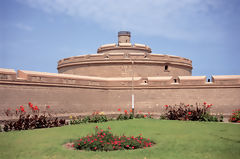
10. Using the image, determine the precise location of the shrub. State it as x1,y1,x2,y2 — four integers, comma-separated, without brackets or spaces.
72,126,155,151
3,114,66,132
90,114,108,123
229,109,240,122
135,114,145,119
3,102,67,132
116,114,125,120
116,109,152,120
70,113,108,125
161,102,223,122
116,109,131,120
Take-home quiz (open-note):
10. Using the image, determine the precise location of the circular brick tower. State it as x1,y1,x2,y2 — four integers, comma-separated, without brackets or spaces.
57,31,192,81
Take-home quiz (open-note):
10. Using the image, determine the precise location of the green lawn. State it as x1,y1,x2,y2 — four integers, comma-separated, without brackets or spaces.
0,119,240,159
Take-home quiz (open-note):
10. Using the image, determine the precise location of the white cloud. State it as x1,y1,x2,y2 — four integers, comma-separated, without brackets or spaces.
17,0,233,41
15,23,33,31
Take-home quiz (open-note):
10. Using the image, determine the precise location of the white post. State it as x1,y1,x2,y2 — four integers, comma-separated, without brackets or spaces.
132,94,134,109
131,60,135,115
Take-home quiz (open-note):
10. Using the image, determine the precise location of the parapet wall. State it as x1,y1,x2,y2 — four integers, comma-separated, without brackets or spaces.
97,43,152,54
0,68,240,119
58,53,192,69
1,68,240,87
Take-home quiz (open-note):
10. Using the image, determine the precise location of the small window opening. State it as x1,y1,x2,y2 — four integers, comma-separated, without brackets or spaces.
174,79,177,83
144,80,147,83
208,79,210,82
165,65,168,71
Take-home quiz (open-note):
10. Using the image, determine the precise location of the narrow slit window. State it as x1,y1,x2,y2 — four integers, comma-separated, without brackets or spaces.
174,79,177,83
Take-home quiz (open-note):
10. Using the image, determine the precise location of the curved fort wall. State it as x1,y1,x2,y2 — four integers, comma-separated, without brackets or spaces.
57,53,192,79
0,68,240,120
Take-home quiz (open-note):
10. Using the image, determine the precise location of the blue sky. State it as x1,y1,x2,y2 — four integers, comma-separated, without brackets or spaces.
1,0,240,79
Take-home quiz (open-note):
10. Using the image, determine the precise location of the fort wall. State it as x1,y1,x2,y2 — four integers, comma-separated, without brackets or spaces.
57,53,192,78
0,68,239,119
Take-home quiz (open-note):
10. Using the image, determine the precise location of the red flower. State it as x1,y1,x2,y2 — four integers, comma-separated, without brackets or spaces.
164,105,168,107
188,112,192,115
144,115,147,118
132,146,134,149
34,106,39,110
46,105,50,109
117,108,121,111
16,108,18,111
126,145,129,147
108,126,111,130
96,126,98,129
204,102,207,105
129,109,132,113
124,110,128,114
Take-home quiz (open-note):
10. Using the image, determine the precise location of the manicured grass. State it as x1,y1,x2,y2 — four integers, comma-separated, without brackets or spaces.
0,119,240,159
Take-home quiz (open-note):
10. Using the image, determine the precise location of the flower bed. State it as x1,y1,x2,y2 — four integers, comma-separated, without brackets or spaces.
116,109,152,120
229,109,240,123
69,109,152,125
2,102,67,132
70,113,108,125
72,126,155,151
160,102,223,122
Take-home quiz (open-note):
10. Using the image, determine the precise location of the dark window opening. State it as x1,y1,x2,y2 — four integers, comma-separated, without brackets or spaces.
174,79,177,83
144,80,147,83
165,65,168,71
208,79,210,82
